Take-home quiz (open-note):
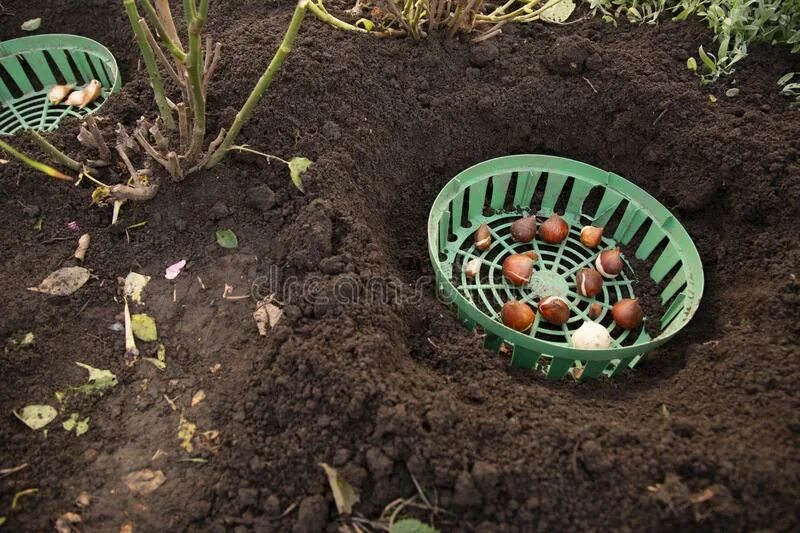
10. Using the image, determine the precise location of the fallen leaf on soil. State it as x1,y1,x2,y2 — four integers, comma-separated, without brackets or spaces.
0,463,29,478
75,492,91,508
120,522,133,533
123,272,150,304
215,229,238,249
191,390,205,407
131,314,158,342
55,512,81,533
143,343,166,371
21,18,42,31
178,415,197,453
28,266,90,296
253,298,283,336
11,488,38,509
390,519,440,533
16,332,35,347
123,469,166,495
165,260,186,280
320,463,359,515
198,430,221,453
539,0,575,23
74,362,118,394
13,405,57,430
63,413,90,436
288,157,312,192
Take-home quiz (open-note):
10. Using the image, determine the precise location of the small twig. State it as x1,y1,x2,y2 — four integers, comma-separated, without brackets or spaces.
0,463,29,478
203,42,222,95
83,116,112,161
473,26,502,42
188,128,225,174
141,18,182,84
582,76,598,93
39,236,75,244
652,107,668,126
115,144,138,180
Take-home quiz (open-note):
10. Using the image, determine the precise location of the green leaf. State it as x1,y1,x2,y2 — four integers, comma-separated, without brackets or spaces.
13,405,57,430
686,57,697,72
698,46,717,73
288,157,313,192
21,18,41,31
63,413,78,431
0,516,5,526
708,94,718,103
320,463,359,515
390,519,440,533
144,343,167,371
777,72,795,86
75,417,89,436
215,229,239,249
63,413,89,436
74,362,118,394
355,18,375,30
131,313,158,342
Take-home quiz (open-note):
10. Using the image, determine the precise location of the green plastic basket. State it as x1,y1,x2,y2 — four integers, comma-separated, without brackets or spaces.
428,155,704,380
0,34,120,136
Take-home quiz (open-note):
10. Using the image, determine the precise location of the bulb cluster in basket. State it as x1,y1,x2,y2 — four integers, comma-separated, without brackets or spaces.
467,214,643,349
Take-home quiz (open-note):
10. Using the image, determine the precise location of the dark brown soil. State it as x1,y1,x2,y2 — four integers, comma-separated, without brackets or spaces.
2,1,800,532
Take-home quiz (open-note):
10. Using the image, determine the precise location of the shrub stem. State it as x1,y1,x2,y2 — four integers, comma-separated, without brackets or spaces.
0,139,73,181
206,0,309,168
123,0,176,129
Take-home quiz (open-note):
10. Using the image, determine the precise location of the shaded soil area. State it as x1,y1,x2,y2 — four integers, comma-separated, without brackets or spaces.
1,1,800,531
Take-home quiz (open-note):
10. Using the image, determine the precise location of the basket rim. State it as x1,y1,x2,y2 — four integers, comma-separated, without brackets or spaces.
427,154,705,361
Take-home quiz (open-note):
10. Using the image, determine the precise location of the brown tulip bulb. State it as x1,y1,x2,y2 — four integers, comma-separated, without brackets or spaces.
575,268,603,298
580,226,604,248
502,254,534,286
539,213,569,244
611,298,643,329
474,223,491,251
511,216,537,243
588,302,603,319
595,248,624,279
539,296,570,325
501,300,535,331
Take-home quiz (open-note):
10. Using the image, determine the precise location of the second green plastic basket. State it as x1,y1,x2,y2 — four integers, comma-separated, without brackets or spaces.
0,34,120,136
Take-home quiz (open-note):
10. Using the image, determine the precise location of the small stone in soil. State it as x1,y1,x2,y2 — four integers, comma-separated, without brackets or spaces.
209,201,230,220
292,495,328,533
244,184,276,212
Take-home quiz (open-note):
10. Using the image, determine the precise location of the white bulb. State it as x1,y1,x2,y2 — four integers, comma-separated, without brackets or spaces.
572,321,611,349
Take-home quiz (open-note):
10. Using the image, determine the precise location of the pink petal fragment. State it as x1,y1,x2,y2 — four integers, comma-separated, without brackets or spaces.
165,259,186,280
